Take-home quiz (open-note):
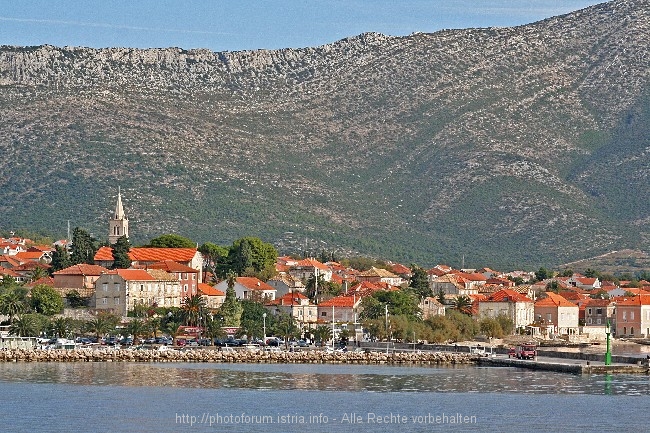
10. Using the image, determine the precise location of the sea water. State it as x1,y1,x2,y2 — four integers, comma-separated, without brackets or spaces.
0,362,647,432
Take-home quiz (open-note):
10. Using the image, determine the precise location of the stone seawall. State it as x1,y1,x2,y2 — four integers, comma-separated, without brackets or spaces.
0,348,479,365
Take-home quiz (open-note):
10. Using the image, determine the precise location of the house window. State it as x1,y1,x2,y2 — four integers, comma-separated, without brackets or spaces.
623,311,627,321
546,313,552,323
321,311,327,317
596,318,601,325
102,283,108,292
184,284,188,292
140,284,144,292
192,274,196,280
631,312,634,320
587,318,592,324
631,327,635,335
588,308,592,315
596,308,602,315
114,298,119,305
102,298,107,305
623,327,627,335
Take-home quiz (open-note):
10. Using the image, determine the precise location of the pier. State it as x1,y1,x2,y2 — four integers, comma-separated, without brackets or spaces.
478,355,650,374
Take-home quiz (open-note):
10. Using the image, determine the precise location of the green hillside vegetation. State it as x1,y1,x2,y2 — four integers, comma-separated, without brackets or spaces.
0,0,649,269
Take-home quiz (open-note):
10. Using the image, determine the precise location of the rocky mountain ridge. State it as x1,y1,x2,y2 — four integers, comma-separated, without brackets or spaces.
0,0,648,269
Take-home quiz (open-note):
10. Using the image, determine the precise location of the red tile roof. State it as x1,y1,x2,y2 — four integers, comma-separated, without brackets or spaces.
94,246,115,261
268,292,310,306
129,247,198,263
390,263,412,276
237,277,275,291
318,296,357,307
584,298,613,308
535,292,577,308
483,289,533,303
198,283,225,297
113,269,157,281
147,260,197,273
295,258,329,271
53,264,109,276
616,295,650,306
13,251,47,261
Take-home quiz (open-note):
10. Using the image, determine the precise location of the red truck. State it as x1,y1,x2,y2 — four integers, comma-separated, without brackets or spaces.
515,343,537,360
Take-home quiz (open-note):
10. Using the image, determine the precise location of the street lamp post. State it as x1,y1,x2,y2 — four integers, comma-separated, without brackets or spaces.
263,313,267,341
605,320,612,366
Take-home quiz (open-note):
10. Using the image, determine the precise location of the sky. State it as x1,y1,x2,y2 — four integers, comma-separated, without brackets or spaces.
0,1,605,52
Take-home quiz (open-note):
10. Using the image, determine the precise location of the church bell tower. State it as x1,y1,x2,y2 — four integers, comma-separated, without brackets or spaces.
108,188,129,245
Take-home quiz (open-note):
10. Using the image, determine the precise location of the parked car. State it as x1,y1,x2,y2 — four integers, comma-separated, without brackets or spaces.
508,347,516,358
297,340,309,347
198,338,211,346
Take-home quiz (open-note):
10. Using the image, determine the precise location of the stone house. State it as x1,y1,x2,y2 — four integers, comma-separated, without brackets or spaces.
534,292,579,337
477,289,534,332
214,277,276,302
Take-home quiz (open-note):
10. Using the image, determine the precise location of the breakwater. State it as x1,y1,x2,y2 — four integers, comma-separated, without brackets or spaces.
0,348,478,365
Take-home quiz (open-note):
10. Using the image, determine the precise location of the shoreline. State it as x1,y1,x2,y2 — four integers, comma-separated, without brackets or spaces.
0,347,478,365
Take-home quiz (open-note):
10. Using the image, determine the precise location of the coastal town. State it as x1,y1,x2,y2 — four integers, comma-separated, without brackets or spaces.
1,191,649,353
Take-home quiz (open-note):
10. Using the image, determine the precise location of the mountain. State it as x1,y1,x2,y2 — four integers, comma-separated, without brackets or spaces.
0,0,649,270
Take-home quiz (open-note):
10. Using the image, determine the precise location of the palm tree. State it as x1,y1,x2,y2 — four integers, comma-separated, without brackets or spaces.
50,316,71,338
181,294,206,327
28,266,49,283
163,320,182,346
9,314,41,337
451,295,473,316
146,317,161,340
86,313,118,340
313,325,332,347
125,318,146,344
204,316,226,342
0,288,28,324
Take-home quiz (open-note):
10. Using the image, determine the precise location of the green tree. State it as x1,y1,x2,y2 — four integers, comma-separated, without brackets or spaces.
0,286,29,323
30,285,64,316
239,300,272,340
479,317,503,338
436,288,447,306
180,295,206,327
219,271,243,327
198,242,229,280
86,312,119,339
146,317,161,340
49,316,72,338
535,267,552,282
70,227,97,265
446,310,479,340
313,325,332,347
204,315,226,341
272,312,299,347
425,315,461,343
148,234,195,248
111,235,132,269
451,295,473,316
65,290,88,308
495,314,514,335
9,314,46,337
163,320,182,345
409,266,431,299
28,266,49,283
125,318,146,344
546,280,560,293
226,237,278,278
50,245,71,273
